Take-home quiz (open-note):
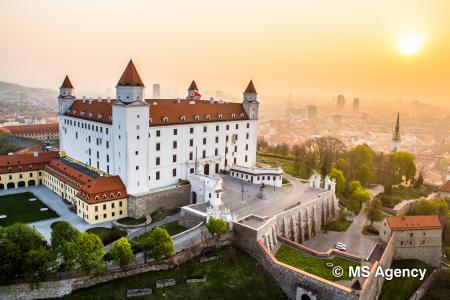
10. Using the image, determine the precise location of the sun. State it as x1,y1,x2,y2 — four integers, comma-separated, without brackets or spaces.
397,34,425,56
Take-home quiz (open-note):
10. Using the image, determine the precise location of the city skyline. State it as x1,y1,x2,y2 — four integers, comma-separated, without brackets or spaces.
1,0,450,105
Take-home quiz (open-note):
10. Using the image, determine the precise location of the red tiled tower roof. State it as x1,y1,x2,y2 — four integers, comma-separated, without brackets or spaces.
244,80,257,93
117,59,145,87
61,75,74,89
188,80,198,91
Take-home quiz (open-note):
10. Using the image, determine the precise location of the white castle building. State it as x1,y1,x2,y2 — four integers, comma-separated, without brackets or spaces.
58,60,259,196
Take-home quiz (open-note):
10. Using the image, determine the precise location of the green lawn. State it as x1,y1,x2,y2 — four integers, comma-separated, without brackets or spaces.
324,218,352,232
86,227,127,245
257,154,309,180
275,244,360,281
0,192,58,226
362,225,379,236
116,216,147,226
150,208,180,224
62,247,287,300
379,259,433,300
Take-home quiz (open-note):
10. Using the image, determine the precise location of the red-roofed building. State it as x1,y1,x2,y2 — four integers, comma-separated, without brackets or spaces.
437,180,450,197
58,60,260,196
380,215,443,267
0,151,127,224
0,123,59,141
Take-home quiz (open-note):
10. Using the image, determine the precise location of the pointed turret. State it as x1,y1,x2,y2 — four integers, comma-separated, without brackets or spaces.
60,75,74,89
117,59,145,87
243,80,259,120
187,80,200,99
116,59,145,102
188,80,198,91
244,80,257,94
58,75,75,115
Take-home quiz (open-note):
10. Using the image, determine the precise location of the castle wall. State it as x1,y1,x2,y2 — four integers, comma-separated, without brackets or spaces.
127,184,190,218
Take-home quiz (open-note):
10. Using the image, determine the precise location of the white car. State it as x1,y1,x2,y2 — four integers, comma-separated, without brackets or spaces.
336,242,347,248
335,244,347,251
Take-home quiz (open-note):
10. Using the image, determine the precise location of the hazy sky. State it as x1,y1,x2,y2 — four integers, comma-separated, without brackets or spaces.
1,0,450,103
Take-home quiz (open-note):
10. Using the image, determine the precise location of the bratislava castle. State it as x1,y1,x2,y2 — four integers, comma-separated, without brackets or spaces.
58,60,259,195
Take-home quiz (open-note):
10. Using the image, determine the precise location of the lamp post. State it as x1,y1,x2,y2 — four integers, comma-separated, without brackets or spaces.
241,182,245,203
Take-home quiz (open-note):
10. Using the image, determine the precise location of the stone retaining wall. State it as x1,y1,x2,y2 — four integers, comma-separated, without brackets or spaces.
253,240,358,300
128,184,190,218
0,235,231,300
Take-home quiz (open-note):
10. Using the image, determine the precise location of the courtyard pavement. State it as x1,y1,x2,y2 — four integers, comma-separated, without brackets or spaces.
302,185,384,258
0,186,113,241
221,174,323,219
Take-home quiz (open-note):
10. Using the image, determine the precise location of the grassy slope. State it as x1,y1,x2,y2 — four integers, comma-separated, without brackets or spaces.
378,259,433,300
324,218,352,232
0,192,58,226
62,247,287,300
275,244,360,281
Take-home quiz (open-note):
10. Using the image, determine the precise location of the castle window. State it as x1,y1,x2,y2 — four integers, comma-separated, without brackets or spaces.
194,115,200,120
217,113,223,119
156,143,160,151
28,164,32,169
190,127,194,134
205,114,211,120
231,113,236,118
110,193,114,198
172,168,177,177
156,171,160,180
156,130,160,137
215,136,219,143
95,196,99,200
117,192,122,197
203,138,206,145
162,116,168,123
156,157,160,165
173,155,177,163
173,129,178,135
216,125,219,131
240,113,245,118
102,194,106,199
180,115,186,121
173,141,177,149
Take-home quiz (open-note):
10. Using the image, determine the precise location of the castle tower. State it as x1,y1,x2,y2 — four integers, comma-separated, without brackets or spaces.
243,80,259,119
391,113,401,151
112,60,150,195
58,75,75,115
116,59,145,103
187,80,200,99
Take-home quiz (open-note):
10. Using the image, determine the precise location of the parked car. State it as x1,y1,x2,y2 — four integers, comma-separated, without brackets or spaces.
336,241,347,247
335,244,347,251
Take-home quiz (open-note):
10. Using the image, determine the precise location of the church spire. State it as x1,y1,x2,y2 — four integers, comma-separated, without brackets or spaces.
393,113,400,141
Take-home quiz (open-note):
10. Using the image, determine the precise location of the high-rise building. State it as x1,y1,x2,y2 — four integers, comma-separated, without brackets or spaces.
391,113,401,151
152,83,160,99
353,98,360,112
337,94,345,110
306,105,317,119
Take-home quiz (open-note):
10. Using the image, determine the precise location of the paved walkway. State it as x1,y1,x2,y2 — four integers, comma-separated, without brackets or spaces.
104,214,179,252
0,186,113,241
221,173,322,218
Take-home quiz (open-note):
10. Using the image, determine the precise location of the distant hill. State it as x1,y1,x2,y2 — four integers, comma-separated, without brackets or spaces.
0,81,57,103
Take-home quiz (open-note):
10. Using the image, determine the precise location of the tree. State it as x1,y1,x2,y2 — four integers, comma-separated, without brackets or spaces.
347,144,375,186
109,237,134,268
66,232,105,275
414,170,424,189
414,198,448,216
257,137,268,152
206,218,228,236
143,227,174,261
292,144,304,176
329,168,346,196
24,247,57,287
0,223,46,283
393,152,417,184
305,136,346,176
279,143,290,157
352,188,371,203
51,221,80,263
366,198,382,226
